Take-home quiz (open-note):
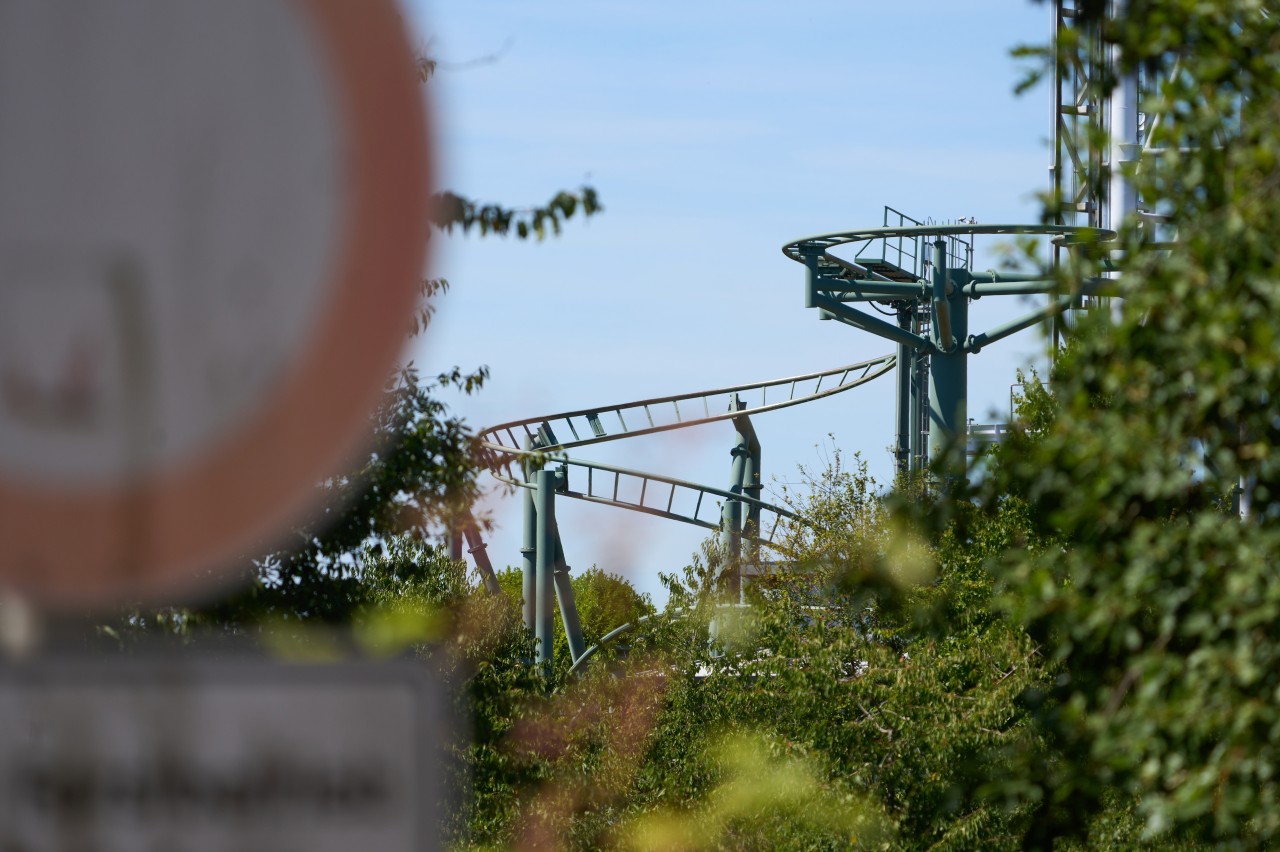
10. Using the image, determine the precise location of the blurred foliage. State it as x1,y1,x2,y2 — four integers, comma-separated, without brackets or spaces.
970,0,1280,845
418,44,603,244
241,368,485,622
609,456,1050,851
432,187,603,241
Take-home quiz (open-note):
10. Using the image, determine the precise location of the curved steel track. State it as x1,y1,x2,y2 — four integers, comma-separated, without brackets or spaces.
466,355,897,596
461,354,901,671
478,355,894,457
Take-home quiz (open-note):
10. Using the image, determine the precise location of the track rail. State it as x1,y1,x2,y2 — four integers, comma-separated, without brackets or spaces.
479,355,895,456
467,356,897,601
468,354,898,678
495,455,795,548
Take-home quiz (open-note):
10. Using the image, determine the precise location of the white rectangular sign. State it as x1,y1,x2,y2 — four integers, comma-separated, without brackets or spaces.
0,657,446,852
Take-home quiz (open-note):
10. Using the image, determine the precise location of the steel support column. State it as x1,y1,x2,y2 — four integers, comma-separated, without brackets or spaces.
730,410,760,601
462,520,500,595
721,396,751,601
534,468,557,670
550,519,587,664
520,437,539,636
894,306,914,474
741,415,761,553
927,239,968,473
909,310,927,472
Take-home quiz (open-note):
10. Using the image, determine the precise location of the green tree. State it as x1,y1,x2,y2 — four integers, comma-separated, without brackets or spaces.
548,454,1052,850
975,1,1280,843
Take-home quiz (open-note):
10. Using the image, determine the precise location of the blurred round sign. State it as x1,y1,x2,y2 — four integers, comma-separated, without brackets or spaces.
0,0,431,605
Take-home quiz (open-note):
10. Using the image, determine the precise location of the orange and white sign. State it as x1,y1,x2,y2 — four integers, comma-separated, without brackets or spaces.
0,0,431,605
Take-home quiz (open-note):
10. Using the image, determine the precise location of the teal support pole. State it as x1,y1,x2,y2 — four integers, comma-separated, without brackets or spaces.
520,443,537,635
802,249,837,322
741,416,761,550
802,251,821,309
931,239,954,352
550,517,587,665
812,294,929,350
964,295,1074,353
909,309,927,472
534,468,557,670
820,281,929,297
928,239,968,473
894,306,913,475
731,410,760,600
721,396,748,600
462,520,501,595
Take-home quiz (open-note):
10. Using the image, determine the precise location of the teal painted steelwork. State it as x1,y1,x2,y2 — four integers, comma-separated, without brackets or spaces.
721,409,745,600
565,605,745,676
909,346,926,471
516,444,587,670
930,240,955,352
480,356,894,459
894,308,914,474
534,468,557,669
740,414,762,563
928,239,968,472
818,281,928,297
472,220,1126,676
965,295,1074,354
963,280,1056,297
909,302,929,473
567,614,658,675
782,223,1114,472
550,516,587,665
721,399,760,602
497,453,795,545
462,521,500,595
472,359,890,675
520,450,537,636
811,293,927,351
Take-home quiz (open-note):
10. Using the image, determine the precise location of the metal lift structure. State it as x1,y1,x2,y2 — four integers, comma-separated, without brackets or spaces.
461,0,1138,673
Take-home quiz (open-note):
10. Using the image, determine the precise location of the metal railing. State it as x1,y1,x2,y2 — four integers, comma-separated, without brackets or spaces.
855,206,926,277
833,207,975,284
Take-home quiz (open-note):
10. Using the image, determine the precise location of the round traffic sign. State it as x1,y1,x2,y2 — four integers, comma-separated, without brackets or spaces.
0,0,431,605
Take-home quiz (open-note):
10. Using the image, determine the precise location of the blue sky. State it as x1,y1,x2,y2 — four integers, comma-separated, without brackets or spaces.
405,1,1057,603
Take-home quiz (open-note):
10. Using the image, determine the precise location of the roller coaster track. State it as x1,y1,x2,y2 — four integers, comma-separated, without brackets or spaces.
478,355,895,457
464,354,896,593
496,455,795,545
460,352,898,671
